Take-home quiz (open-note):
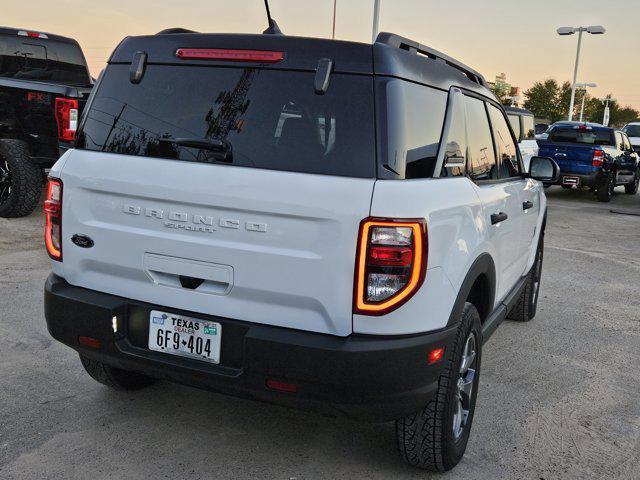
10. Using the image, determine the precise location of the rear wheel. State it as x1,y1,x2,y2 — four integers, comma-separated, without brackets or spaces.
396,303,481,472
508,234,544,322
80,354,157,390
0,140,43,218
596,171,615,202
625,168,639,195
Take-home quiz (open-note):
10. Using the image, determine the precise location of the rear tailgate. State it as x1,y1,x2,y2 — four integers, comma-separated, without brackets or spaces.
58,54,377,337
538,142,597,175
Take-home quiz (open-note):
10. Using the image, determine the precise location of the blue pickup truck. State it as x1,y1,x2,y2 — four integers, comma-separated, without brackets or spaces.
538,122,640,202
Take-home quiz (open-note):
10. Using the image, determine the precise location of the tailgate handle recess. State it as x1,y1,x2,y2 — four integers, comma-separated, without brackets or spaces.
144,253,233,296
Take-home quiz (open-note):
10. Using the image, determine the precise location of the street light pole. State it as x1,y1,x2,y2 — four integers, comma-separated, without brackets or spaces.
332,0,337,40
557,25,605,122
372,0,381,43
574,82,597,122
568,29,583,122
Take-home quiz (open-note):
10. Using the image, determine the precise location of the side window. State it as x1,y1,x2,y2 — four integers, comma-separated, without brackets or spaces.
385,79,448,178
508,114,521,141
464,96,497,181
522,115,536,139
489,105,521,178
440,92,467,178
615,132,624,150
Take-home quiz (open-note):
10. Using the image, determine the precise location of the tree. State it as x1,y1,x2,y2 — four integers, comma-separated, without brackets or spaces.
523,79,560,121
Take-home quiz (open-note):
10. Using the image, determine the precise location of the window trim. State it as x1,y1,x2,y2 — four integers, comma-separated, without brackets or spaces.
486,103,525,181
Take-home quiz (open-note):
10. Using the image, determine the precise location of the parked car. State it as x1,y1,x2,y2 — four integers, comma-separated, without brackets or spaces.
0,26,92,217
505,106,538,170
535,123,550,136
622,122,640,152
538,122,639,201
43,30,558,472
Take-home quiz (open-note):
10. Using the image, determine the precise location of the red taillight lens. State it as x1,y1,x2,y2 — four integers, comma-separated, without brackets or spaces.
175,48,285,63
54,98,78,142
354,218,427,316
592,149,605,167
266,379,297,394
45,178,62,261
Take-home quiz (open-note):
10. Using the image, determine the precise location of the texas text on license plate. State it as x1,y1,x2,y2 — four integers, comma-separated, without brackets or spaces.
148,310,222,364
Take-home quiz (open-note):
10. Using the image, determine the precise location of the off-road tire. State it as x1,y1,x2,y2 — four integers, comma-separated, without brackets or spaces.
0,140,43,218
624,168,639,195
80,354,157,390
596,171,615,202
396,303,482,472
508,233,544,322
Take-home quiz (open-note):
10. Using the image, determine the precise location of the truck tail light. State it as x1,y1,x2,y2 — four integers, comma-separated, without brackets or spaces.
592,149,605,167
44,178,63,261
354,218,427,316
54,98,78,142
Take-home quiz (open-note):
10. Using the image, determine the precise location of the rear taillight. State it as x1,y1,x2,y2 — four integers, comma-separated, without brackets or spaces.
354,218,427,316
592,149,605,167
54,98,78,142
44,178,62,261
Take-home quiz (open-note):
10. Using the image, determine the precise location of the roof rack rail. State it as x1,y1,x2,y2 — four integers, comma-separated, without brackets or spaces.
156,28,198,35
375,32,487,87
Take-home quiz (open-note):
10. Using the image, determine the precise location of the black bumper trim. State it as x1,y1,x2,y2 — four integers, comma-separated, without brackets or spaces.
44,274,458,421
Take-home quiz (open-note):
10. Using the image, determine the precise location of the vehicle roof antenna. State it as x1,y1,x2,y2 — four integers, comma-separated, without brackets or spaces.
263,0,283,35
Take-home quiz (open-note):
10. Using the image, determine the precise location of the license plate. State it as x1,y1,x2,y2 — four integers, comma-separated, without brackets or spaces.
562,176,580,186
148,310,221,364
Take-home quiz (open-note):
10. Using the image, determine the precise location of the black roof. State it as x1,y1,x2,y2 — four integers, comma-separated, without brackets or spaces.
108,31,495,99
0,26,80,44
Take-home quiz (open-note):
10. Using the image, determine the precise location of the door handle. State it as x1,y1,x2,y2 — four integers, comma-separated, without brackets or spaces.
491,212,508,225
523,201,534,210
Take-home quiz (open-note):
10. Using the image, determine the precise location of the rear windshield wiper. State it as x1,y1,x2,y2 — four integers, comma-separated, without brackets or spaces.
158,137,232,162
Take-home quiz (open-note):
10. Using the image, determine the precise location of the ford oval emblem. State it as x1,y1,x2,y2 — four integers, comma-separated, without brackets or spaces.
71,234,94,249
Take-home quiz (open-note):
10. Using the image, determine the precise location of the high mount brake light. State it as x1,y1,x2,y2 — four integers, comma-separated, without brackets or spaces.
175,48,285,63
18,30,48,39
54,98,78,142
354,218,427,316
45,178,63,261
593,149,605,167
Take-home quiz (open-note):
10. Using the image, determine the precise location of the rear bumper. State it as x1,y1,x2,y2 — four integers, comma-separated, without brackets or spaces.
44,274,457,421
552,171,601,187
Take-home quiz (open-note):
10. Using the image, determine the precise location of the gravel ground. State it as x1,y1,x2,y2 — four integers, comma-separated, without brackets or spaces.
1,186,639,479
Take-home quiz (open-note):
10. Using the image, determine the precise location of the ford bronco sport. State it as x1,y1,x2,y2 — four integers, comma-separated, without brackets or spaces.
0,27,92,217
43,30,558,471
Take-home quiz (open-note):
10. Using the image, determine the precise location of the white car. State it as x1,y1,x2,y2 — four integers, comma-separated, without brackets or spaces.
623,122,640,152
43,31,558,472
505,106,539,171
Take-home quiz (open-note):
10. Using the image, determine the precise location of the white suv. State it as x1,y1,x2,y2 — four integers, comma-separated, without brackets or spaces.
43,31,558,472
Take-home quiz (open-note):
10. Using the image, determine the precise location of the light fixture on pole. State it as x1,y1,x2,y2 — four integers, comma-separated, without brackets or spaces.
372,0,381,43
557,25,605,122
575,83,597,122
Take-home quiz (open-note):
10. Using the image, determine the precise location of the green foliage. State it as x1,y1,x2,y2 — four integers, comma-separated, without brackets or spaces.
523,79,639,126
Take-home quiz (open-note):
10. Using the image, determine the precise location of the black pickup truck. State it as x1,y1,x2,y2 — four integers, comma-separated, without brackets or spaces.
0,27,92,217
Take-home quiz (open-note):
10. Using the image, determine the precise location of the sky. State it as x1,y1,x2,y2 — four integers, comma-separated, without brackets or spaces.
4,0,639,110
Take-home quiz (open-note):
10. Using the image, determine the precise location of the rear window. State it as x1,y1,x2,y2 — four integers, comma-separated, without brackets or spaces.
77,65,375,178
0,35,90,86
548,127,614,146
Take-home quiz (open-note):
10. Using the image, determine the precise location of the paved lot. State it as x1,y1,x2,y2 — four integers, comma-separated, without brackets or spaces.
1,186,639,480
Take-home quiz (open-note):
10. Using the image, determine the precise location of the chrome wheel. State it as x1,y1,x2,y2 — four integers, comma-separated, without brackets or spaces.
453,333,477,439
0,159,10,203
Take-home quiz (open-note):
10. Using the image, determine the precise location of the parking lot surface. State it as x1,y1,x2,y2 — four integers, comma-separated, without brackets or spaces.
1,187,639,480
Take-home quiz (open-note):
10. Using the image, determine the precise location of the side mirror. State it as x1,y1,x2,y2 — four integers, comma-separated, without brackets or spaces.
529,156,560,183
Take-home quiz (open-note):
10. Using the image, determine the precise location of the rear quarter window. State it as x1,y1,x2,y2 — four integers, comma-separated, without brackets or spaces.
77,65,375,178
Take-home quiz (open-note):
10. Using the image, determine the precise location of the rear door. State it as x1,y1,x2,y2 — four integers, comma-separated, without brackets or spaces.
61,63,377,337
464,95,521,301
